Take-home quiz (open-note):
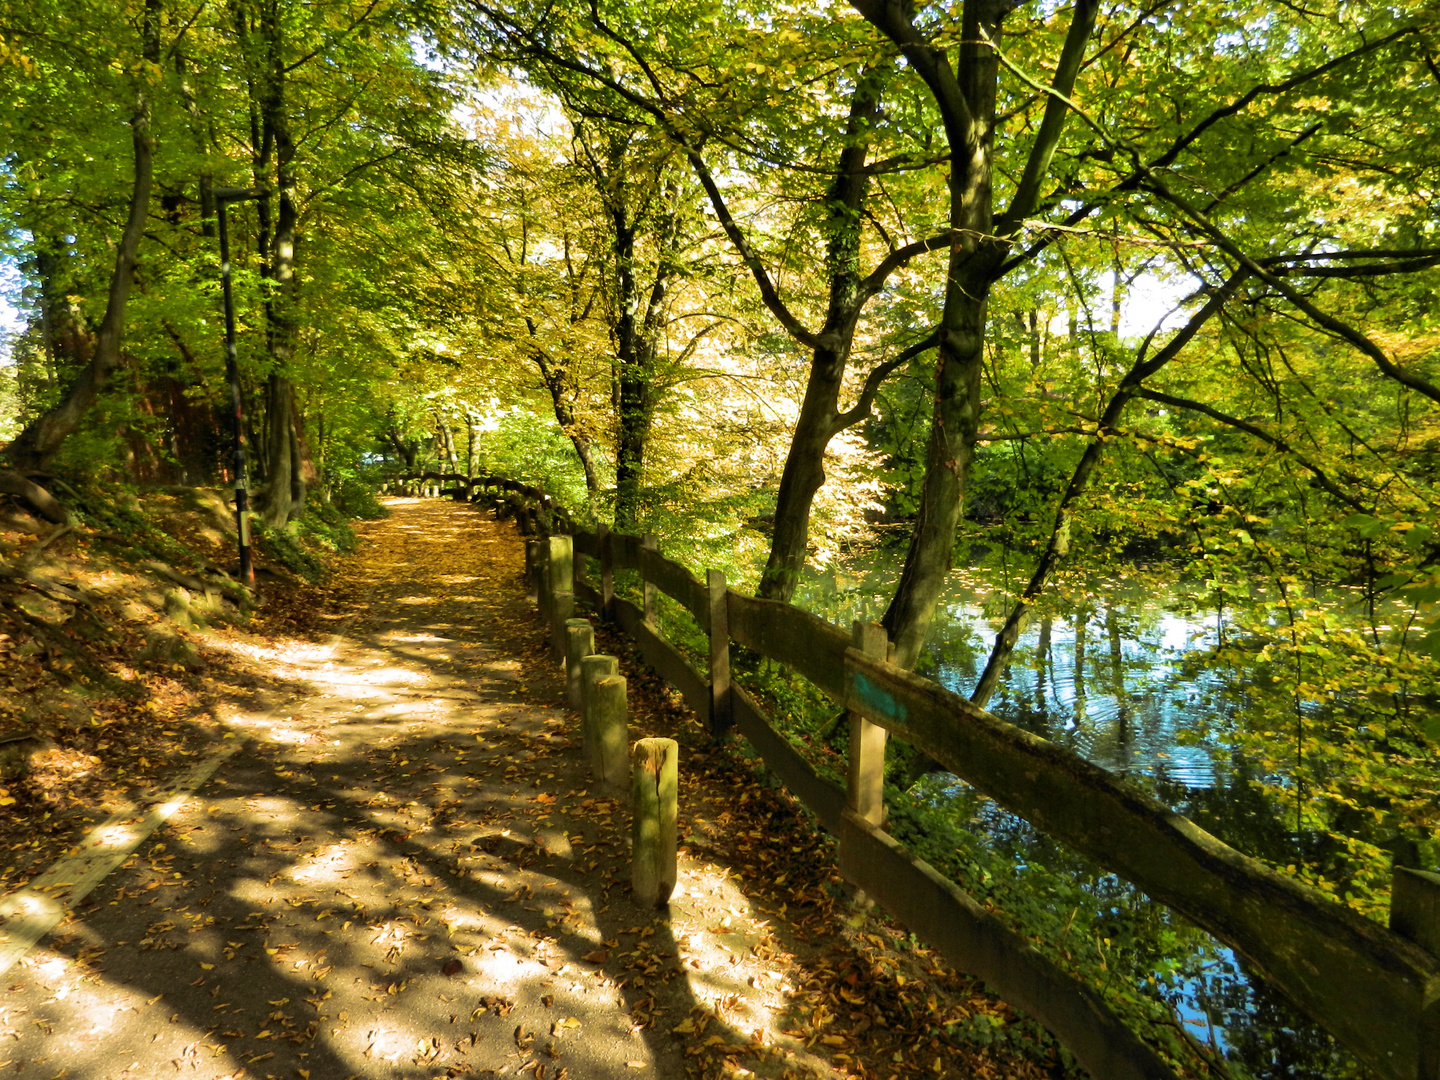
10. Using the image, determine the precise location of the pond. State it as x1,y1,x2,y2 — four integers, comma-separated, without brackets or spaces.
793,550,1379,1079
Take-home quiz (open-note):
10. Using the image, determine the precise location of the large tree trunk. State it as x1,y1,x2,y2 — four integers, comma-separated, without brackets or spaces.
876,0,1005,669
385,428,417,469
3,0,158,473
262,373,296,524
610,207,657,532
435,413,458,471
252,0,306,527
756,74,883,600
856,0,1099,669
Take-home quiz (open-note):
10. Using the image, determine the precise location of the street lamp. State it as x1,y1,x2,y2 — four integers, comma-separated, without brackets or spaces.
213,186,265,586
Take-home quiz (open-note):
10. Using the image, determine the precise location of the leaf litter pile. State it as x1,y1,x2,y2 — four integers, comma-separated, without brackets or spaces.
0,496,1075,1080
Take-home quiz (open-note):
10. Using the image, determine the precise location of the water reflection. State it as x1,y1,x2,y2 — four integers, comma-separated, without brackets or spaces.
802,566,1235,788
796,558,1366,1079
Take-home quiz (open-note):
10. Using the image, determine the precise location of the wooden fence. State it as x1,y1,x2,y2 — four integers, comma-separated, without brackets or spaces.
427,477,1440,1080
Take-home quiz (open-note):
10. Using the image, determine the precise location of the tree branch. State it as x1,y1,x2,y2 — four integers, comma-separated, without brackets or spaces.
968,273,1244,709
830,329,939,436
1137,388,1366,511
856,233,953,302
1151,26,1416,170
993,0,1100,236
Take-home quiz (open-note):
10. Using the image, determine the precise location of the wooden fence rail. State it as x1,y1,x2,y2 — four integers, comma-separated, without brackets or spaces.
463,484,1438,1080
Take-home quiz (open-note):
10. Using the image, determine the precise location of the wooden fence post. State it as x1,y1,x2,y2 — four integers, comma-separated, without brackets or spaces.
525,539,543,605
1392,868,1440,1080
598,523,615,620
581,655,620,769
1391,866,1440,957
547,535,574,660
848,620,890,827
641,533,658,624
564,619,593,710
574,540,591,592
592,674,629,792
707,569,732,738
632,737,678,907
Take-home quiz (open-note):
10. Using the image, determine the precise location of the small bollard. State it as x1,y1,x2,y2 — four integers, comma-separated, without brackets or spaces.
581,654,619,768
632,737,678,908
591,674,629,791
527,538,545,607
564,619,593,710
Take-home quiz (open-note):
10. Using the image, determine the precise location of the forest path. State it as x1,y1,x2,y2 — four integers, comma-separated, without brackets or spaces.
0,500,727,1080
0,498,1064,1080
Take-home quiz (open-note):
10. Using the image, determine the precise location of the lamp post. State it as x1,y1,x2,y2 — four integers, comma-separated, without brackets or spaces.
213,186,264,586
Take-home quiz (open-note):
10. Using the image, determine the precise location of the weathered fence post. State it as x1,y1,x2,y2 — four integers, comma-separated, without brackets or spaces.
1391,866,1440,957
847,620,890,827
632,737,678,907
574,538,591,592
1393,869,1440,1080
581,655,620,769
547,535,574,660
564,619,593,710
591,674,629,792
598,523,615,619
707,569,732,738
641,534,658,623
524,539,543,605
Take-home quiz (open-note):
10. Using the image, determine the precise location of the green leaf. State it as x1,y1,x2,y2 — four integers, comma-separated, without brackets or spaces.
1402,525,1434,550
1342,514,1387,540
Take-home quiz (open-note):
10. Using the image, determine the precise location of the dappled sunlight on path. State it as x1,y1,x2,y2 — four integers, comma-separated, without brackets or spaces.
0,499,1065,1080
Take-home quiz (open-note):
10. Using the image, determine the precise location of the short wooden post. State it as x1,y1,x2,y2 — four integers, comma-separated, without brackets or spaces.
592,674,629,792
548,532,573,585
632,737,678,907
847,620,890,827
547,535,574,659
581,655,620,768
1391,866,1440,957
525,539,544,604
707,569,732,738
641,533,658,624
598,523,615,620
564,619,593,710
574,540,590,591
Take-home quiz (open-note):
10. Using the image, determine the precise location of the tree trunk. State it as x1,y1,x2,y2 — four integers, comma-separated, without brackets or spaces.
262,373,296,525
758,344,849,598
3,0,158,472
856,0,1099,669
755,76,886,601
385,428,417,469
610,209,655,532
252,0,306,527
436,413,458,471
880,0,1005,669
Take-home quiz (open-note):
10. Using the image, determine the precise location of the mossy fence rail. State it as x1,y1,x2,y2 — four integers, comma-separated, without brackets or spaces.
390,473,1440,1080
